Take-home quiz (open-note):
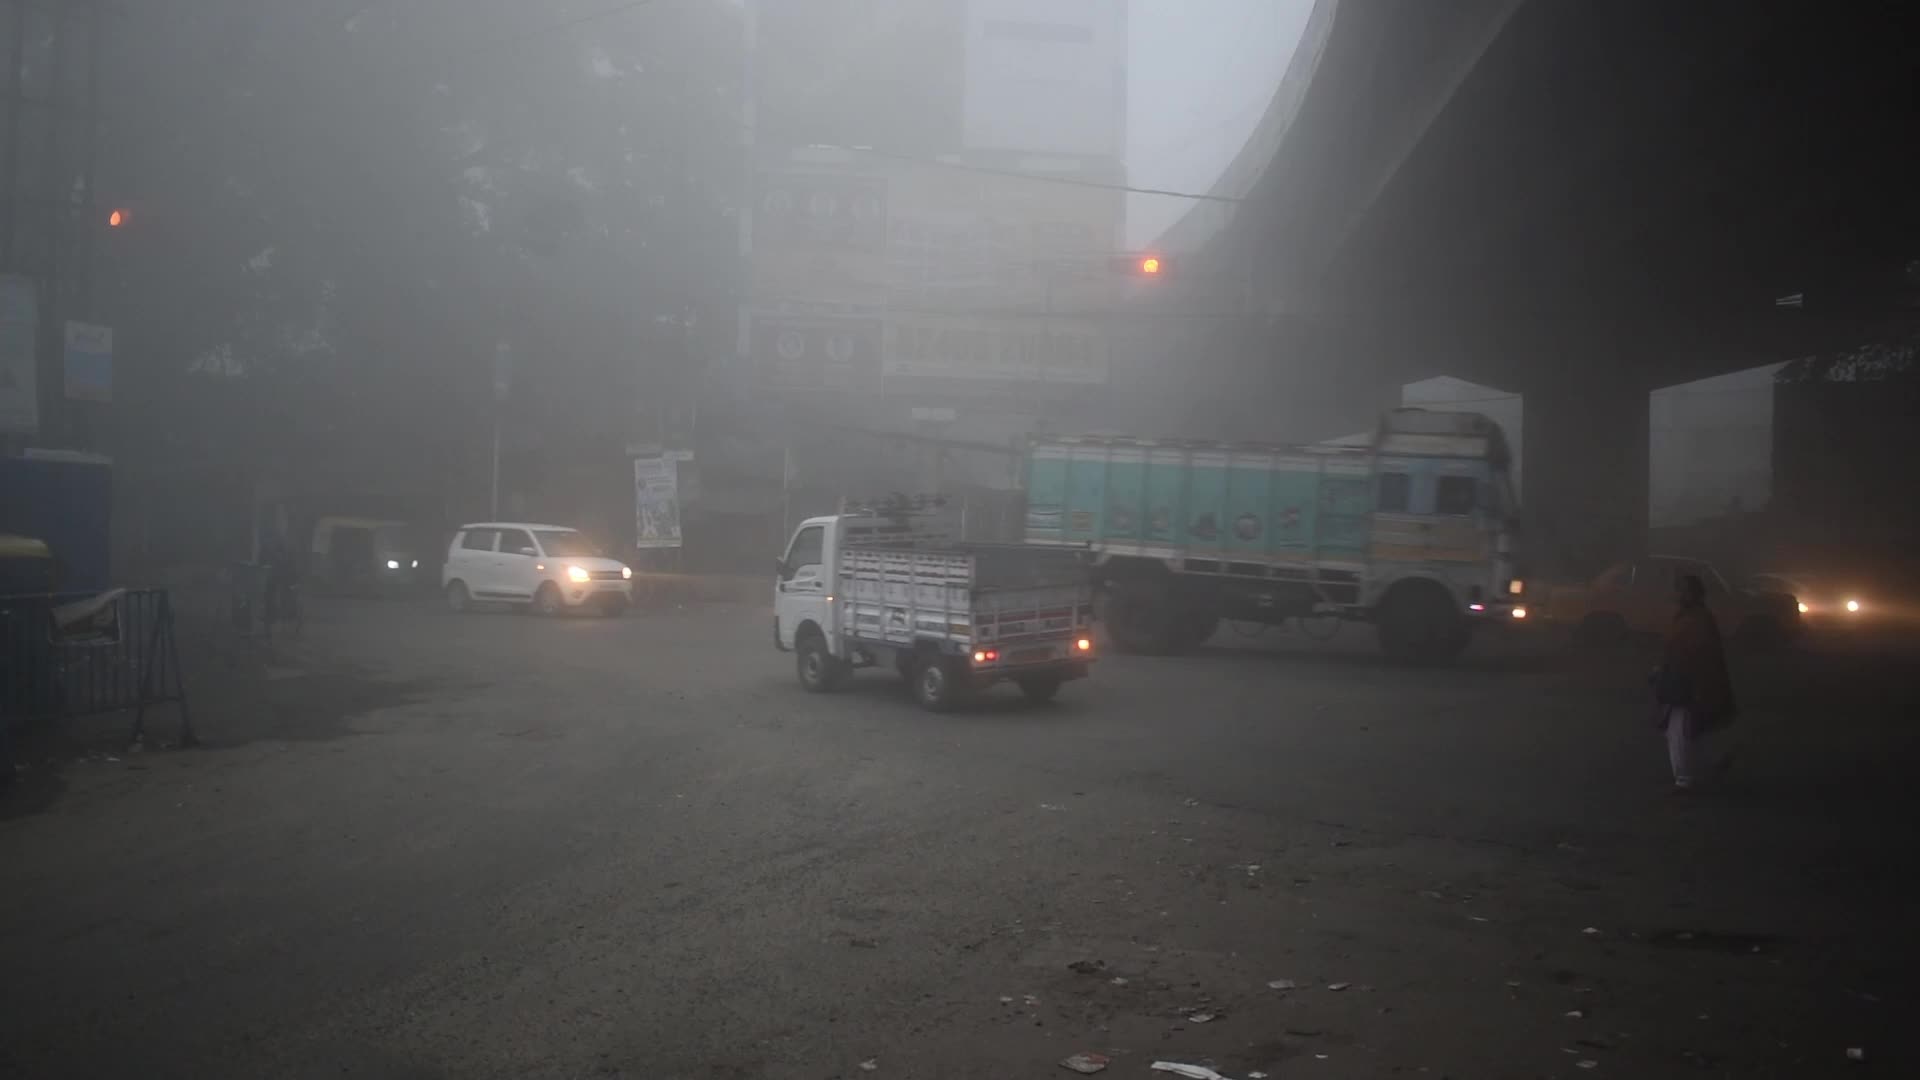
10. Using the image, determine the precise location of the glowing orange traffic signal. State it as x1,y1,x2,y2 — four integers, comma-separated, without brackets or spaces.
1111,252,1170,277
107,208,127,227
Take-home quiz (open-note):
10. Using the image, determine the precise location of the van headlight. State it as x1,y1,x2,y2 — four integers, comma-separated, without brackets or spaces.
566,565,591,583
621,565,633,579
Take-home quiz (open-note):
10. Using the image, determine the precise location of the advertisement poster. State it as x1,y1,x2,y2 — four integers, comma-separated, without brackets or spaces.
64,321,114,403
633,455,683,549
0,274,38,434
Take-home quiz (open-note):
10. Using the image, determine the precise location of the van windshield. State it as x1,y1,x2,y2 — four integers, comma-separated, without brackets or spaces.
534,530,600,557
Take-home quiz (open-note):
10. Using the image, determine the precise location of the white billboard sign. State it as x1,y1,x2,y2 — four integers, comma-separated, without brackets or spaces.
962,0,1126,158
633,455,683,549
884,315,1109,386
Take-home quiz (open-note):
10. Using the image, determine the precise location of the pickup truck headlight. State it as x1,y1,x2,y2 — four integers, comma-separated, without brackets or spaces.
622,565,633,580
566,565,591,584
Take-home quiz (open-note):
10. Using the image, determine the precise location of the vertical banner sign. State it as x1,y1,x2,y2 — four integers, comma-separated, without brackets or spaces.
633,454,683,549
64,321,114,402
0,275,39,434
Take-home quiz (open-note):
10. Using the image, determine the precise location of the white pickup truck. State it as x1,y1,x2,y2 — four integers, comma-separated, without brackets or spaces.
773,509,1096,710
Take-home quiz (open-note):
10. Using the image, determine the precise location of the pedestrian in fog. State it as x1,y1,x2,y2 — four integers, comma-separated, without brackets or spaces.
1652,573,1736,791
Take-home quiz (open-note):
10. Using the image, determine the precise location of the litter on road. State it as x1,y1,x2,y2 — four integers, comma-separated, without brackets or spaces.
1150,1063,1233,1080
1326,981,1352,991
1059,1052,1110,1074
1267,979,1298,990
859,1059,879,1072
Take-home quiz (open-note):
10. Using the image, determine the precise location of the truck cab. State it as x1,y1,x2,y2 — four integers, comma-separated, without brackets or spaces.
774,507,1095,710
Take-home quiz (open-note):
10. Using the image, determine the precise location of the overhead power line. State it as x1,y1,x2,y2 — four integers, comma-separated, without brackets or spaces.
836,147,1245,205
450,0,658,62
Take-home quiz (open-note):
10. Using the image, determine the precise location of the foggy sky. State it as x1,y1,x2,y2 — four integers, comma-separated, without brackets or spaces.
1126,0,1313,246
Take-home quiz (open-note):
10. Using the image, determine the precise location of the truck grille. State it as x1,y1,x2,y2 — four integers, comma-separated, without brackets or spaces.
589,570,625,581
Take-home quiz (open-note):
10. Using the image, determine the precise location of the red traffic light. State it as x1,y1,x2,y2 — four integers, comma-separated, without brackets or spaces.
107,208,127,227
1139,255,1162,275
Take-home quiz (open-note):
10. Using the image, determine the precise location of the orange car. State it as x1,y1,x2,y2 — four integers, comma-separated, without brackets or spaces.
1546,555,1800,644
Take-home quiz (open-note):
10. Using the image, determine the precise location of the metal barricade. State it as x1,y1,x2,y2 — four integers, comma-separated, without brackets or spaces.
0,588,195,753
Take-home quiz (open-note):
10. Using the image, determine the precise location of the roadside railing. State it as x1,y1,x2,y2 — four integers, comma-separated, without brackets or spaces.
1,588,195,762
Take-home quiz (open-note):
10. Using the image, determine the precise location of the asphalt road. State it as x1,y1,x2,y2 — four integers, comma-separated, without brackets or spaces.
4,598,1917,1079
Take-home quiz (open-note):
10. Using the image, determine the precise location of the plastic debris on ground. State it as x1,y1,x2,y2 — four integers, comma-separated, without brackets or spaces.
1059,1052,1111,1074
858,1059,879,1072
1576,1060,1598,1070
1326,982,1351,991
1582,927,1602,936
1268,979,1298,991
1150,1063,1233,1080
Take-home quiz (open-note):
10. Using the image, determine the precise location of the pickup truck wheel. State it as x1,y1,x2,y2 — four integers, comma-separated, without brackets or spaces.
444,580,471,614
796,633,846,692
913,656,967,712
1017,673,1064,703
533,582,565,617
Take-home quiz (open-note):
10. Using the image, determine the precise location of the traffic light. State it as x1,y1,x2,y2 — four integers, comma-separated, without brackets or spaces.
107,208,127,228
1111,252,1171,277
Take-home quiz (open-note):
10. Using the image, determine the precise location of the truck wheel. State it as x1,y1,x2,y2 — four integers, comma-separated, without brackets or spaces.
1377,582,1468,664
533,582,565,617
1574,612,1628,646
1104,581,1176,655
912,656,967,712
796,632,846,692
1173,610,1219,652
444,581,471,614
1017,673,1064,703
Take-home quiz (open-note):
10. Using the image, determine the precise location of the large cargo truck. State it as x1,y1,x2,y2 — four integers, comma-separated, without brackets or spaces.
1023,409,1525,661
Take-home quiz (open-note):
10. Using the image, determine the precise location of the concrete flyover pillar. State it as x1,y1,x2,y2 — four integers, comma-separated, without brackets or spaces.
1519,365,1651,581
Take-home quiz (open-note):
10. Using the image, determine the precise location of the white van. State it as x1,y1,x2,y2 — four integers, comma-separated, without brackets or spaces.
442,523,633,616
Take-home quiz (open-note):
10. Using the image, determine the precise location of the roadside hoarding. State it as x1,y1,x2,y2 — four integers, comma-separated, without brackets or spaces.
0,275,38,434
63,321,114,403
633,454,683,549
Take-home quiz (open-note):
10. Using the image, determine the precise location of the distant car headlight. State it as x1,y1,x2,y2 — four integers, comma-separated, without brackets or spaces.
1798,602,1810,614
621,565,633,579
386,559,401,570
566,565,591,584
1845,599,1861,613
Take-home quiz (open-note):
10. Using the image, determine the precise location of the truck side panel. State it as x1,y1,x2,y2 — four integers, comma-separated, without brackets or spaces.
1144,448,1187,549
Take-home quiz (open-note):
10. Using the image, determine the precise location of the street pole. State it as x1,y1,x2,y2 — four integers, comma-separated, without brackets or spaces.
492,342,510,518
489,416,500,519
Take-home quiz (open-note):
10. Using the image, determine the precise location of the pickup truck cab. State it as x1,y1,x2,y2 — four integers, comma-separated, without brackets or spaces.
774,508,1095,711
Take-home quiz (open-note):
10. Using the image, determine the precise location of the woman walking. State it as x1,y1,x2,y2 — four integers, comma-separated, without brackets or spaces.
1653,573,1736,790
